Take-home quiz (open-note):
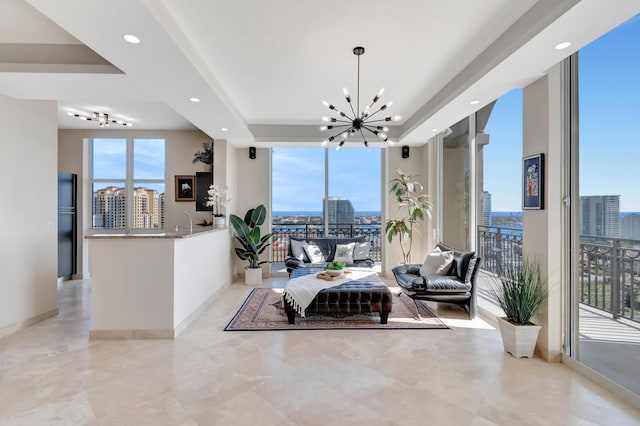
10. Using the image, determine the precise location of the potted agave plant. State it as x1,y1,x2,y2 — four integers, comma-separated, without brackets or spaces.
492,258,548,358
230,204,277,286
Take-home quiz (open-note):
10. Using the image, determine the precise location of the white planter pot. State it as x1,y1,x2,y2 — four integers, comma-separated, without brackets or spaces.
244,267,262,286
496,316,541,359
213,216,226,227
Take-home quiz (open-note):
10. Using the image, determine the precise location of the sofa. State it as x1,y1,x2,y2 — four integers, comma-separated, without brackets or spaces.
392,243,482,318
284,236,375,275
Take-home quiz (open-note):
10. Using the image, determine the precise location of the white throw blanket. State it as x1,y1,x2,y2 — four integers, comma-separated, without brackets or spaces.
283,269,378,317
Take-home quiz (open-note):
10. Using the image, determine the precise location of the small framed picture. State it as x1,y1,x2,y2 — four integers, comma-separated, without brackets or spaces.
523,153,544,210
175,175,195,201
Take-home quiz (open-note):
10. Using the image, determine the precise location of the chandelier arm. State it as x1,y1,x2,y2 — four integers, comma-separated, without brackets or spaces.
364,118,393,124
329,118,354,124
347,100,358,119
358,128,368,144
327,128,354,142
364,106,386,120
361,124,380,134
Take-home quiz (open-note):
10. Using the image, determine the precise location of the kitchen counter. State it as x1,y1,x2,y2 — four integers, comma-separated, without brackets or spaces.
85,226,229,239
88,226,233,339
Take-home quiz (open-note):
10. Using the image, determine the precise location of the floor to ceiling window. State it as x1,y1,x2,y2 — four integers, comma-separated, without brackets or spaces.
572,13,640,396
91,138,166,230
271,146,382,270
477,90,524,274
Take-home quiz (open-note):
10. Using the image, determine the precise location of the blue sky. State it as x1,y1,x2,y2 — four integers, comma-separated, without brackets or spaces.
272,147,381,212
484,13,639,212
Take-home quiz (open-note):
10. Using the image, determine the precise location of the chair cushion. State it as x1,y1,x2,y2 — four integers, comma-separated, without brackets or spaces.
424,275,472,293
420,249,454,277
437,243,475,281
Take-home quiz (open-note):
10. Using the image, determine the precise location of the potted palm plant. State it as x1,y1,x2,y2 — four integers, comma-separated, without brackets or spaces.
492,258,548,358
192,142,213,170
385,168,431,264
230,204,277,285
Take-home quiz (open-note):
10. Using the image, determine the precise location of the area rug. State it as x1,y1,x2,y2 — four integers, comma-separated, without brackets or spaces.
224,287,449,331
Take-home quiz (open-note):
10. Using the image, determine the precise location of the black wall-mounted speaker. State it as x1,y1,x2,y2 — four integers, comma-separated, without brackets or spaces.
249,146,256,159
401,145,410,159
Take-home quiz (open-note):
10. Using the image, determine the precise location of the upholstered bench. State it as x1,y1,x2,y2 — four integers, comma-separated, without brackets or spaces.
283,269,392,324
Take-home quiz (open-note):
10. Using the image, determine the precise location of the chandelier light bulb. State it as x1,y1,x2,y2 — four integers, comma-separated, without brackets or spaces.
319,126,328,131
342,132,349,139
392,115,402,121
321,140,328,146
321,116,330,122
378,88,385,96
364,140,369,148
322,101,329,107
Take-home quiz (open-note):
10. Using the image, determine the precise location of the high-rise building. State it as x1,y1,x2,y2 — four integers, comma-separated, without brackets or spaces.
93,186,163,229
621,214,640,240
324,197,355,224
580,195,620,238
482,191,492,226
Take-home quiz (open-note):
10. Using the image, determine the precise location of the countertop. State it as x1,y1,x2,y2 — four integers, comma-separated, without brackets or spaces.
85,226,230,239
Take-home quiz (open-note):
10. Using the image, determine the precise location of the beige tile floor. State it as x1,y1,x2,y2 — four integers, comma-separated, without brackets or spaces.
1,279,640,426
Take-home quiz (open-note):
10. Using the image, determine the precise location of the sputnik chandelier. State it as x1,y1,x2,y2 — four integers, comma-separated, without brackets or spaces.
67,111,132,127
321,46,400,149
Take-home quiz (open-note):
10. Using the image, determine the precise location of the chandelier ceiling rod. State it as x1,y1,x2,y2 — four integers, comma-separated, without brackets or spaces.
320,46,400,149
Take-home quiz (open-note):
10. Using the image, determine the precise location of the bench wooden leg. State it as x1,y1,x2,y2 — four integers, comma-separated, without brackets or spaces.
287,311,296,324
380,311,389,324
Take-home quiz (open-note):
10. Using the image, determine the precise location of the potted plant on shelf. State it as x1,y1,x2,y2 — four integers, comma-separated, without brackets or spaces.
491,258,548,358
192,142,214,171
230,204,277,286
385,168,431,264
206,184,229,227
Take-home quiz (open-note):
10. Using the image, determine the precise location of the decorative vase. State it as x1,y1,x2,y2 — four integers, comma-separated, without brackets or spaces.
213,215,225,227
245,267,262,286
496,316,541,359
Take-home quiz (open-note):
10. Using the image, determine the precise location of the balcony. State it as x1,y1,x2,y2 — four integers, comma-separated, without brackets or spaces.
477,225,640,395
271,223,382,271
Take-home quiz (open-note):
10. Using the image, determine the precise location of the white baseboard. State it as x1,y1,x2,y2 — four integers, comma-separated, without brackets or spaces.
0,307,59,339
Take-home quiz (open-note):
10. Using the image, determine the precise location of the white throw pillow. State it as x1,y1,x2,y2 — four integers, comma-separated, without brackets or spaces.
290,239,308,261
303,244,326,263
420,249,454,277
353,242,371,261
333,242,355,264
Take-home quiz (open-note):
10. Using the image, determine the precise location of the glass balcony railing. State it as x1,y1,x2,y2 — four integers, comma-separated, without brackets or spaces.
477,225,640,323
272,223,382,263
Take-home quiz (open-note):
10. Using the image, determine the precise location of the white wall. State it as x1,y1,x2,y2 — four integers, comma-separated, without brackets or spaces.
384,145,430,275
522,66,564,362
233,146,271,276
0,95,58,334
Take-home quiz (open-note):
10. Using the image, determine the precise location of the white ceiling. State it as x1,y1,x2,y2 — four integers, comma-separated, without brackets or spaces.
0,0,639,147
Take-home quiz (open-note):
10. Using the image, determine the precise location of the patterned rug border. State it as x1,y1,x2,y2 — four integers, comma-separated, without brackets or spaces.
224,288,449,331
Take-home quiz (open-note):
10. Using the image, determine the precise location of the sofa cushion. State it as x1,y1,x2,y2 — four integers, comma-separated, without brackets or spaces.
303,244,326,263
353,242,371,261
290,239,308,261
424,275,472,293
334,242,355,264
420,249,454,277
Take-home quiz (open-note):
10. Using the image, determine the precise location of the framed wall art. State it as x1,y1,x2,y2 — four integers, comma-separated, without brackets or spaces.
523,153,544,210
175,175,195,201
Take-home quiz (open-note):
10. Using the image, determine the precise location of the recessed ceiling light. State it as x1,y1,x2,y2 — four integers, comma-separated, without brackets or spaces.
220,127,229,132
554,41,572,50
123,34,140,44
470,100,480,105
189,97,201,103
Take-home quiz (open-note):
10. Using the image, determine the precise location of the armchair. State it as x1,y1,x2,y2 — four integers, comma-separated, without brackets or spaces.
392,243,482,319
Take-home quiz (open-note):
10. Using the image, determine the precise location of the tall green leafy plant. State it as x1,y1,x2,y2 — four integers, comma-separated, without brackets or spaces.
230,204,277,269
492,258,548,325
192,142,213,165
385,168,431,264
